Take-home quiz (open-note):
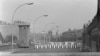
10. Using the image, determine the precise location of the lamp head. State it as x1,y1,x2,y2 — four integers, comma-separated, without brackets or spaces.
56,26,59,27
52,23,55,24
27,3,34,5
43,15,48,17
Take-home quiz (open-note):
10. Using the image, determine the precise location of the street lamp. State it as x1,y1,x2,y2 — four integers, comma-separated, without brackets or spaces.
42,23,54,34
50,26,59,32
33,15,48,44
42,23,54,44
56,26,59,41
50,25,59,42
11,2,33,51
47,25,59,42
56,26,59,35
12,3,33,22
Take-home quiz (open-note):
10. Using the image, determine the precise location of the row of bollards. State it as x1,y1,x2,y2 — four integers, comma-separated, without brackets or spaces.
35,42,82,49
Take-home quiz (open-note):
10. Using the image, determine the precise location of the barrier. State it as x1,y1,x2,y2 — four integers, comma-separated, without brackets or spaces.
35,42,82,49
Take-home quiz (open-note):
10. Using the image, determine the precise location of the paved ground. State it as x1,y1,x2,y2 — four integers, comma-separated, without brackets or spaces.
0,45,100,56
0,52,100,56
12,45,81,53
0,45,18,51
0,46,100,56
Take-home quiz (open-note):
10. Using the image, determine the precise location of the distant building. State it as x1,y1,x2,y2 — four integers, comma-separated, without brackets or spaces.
61,29,83,41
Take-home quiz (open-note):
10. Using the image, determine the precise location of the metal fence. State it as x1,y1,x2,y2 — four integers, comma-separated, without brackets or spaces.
34,42,82,49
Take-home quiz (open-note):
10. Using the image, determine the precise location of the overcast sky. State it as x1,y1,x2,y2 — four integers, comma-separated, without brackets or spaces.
0,0,97,33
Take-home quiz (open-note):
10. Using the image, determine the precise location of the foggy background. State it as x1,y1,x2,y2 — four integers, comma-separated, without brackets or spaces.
0,0,97,34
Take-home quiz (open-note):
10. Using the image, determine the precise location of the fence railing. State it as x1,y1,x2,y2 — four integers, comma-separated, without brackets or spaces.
34,42,82,49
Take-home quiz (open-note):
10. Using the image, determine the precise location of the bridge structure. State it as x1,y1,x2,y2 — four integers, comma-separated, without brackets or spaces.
82,0,100,52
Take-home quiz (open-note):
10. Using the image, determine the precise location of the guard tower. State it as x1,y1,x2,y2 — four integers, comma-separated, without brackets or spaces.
16,21,30,48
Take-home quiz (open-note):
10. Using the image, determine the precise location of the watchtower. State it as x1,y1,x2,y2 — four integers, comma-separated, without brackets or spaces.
15,21,30,48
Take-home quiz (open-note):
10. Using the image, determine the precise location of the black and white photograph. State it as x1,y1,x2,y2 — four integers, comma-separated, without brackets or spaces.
0,0,100,56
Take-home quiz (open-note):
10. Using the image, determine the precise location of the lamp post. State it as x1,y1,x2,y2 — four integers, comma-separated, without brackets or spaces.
49,26,59,42
42,23,54,43
56,26,59,35
11,2,33,51
56,26,59,41
33,15,48,44
47,25,59,42
42,23,54,34
50,26,59,32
